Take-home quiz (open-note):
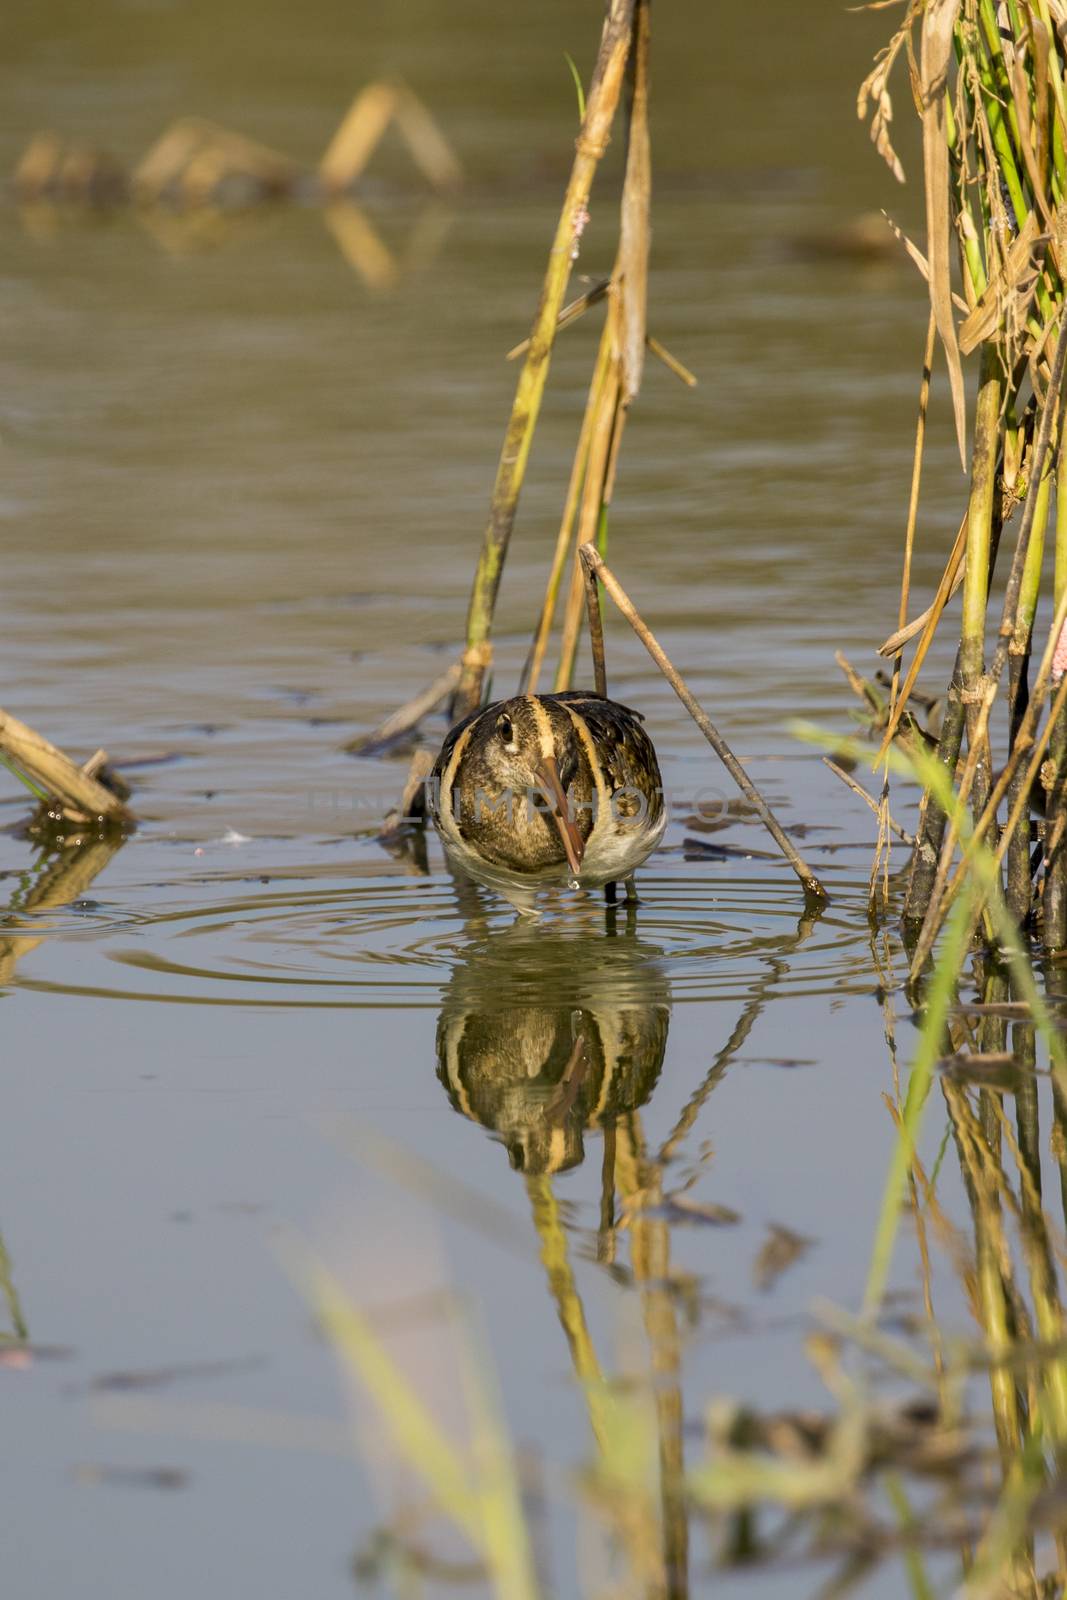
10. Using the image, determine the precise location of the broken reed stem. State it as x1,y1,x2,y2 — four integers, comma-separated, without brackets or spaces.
522,315,613,695
455,0,637,717
0,707,131,825
579,544,827,902
345,659,461,755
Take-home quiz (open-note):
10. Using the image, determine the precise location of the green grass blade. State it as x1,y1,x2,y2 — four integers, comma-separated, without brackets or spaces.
564,52,587,121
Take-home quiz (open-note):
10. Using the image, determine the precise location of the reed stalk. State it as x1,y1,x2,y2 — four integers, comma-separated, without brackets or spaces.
521,317,613,695
874,312,936,912
959,349,1003,822
455,0,637,717
1006,418,1054,923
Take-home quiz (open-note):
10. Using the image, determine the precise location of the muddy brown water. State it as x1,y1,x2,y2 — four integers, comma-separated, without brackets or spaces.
0,3,1051,1596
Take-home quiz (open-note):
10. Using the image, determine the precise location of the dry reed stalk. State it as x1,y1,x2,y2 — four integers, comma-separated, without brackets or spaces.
521,316,614,695
318,84,399,193
617,0,650,406
555,308,623,690
579,544,826,901
580,545,609,699
318,82,462,196
919,0,967,468
390,83,464,193
133,119,300,205
873,311,936,910
876,513,967,741
454,0,638,717
555,2,650,694
0,708,131,826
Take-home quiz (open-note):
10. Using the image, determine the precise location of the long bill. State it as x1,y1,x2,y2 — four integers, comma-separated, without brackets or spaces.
535,757,585,876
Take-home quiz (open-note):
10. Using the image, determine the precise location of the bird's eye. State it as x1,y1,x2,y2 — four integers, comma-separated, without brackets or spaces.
497,714,514,744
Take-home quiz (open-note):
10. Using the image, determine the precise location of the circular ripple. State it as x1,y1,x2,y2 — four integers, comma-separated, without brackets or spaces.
6,855,882,1009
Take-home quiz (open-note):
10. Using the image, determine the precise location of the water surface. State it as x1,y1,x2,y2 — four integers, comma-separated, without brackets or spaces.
0,4,1033,1596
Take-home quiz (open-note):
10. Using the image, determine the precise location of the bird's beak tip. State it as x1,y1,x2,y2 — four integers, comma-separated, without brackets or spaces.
535,756,585,876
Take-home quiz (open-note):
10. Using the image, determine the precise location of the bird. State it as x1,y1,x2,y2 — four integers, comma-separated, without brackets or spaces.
429,690,665,911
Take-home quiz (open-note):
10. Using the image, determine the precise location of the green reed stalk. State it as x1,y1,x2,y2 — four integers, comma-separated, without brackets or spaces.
1045,436,1067,949
1007,424,1053,923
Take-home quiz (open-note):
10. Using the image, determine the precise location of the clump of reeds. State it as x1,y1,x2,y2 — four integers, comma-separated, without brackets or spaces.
857,1,1067,963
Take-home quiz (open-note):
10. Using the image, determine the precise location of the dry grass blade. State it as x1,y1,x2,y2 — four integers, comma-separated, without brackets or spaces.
878,531,966,656
958,214,1045,356
920,0,967,468
882,211,971,312
874,515,967,761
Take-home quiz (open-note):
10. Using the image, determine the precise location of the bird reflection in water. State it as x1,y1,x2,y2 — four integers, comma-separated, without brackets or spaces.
436,924,671,1176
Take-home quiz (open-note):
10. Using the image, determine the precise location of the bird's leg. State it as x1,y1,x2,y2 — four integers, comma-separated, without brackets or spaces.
623,875,640,905
604,880,618,906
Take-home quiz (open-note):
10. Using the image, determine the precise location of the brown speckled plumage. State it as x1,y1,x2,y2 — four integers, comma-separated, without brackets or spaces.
430,691,664,907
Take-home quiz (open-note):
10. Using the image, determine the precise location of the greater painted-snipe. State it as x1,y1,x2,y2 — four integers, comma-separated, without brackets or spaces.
429,691,665,910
